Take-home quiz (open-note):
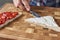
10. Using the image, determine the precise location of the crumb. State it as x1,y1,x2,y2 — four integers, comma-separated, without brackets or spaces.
25,28,34,33
30,24,36,27
54,12,60,15
49,33,58,37
5,27,14,30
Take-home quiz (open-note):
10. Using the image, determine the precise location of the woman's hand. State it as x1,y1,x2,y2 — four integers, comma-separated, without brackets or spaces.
13,0,30,11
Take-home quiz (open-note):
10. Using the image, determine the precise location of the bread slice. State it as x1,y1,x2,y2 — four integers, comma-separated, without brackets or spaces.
0,12,22,28
0,3,23,28
25,16,60,32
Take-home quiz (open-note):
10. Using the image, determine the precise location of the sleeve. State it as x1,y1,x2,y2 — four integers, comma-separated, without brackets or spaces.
30,0,41,6
46,0,56,7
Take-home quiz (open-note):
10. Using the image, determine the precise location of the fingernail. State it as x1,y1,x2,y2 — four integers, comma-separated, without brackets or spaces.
26,7,30,11
27,8,30,11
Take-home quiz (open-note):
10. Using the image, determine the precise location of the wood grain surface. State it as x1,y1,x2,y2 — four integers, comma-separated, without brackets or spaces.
0,3,60,40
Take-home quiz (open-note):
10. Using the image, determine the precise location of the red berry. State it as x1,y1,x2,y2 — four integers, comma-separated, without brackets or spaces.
0,16,6,24
1,18,6,24
4,12,13,19
0,18,2,24
0,14,3,17
12,12,18,17
3,13,7,17
0,22,1,24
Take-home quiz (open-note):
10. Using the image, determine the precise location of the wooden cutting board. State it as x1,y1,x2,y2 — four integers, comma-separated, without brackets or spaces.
0,3,60,40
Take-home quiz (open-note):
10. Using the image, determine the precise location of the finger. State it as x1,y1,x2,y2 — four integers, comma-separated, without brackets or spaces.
13,0,20,7
27,0,30,3
22,0,30,11
18,0,24,10
13,0,24,10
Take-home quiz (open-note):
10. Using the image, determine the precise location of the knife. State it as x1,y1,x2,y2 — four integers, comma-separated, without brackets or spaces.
30,10,41,17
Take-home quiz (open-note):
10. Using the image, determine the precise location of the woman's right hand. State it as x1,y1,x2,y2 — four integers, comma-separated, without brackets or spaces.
13,0,31,11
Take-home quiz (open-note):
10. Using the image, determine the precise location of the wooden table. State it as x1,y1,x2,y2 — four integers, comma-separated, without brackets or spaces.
0,3,60,40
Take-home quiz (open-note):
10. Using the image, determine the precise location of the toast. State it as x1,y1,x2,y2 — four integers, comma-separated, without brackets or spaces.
0,12,22,28
0,3,22,28
25,16,60,32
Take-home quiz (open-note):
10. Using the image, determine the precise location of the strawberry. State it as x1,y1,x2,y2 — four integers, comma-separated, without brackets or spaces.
12,12,18,18
0,14,3,17
4,12,13,20
0,15,6,24
0,18,2,24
